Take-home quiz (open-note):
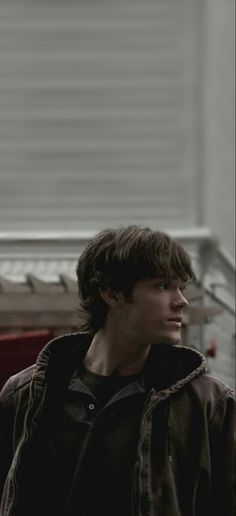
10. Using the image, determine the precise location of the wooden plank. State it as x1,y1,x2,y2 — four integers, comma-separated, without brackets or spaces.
0,312,79,328
0,293,78,311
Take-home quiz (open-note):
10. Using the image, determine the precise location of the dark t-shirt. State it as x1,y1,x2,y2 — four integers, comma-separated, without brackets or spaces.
40,366,147,516
79,365,142,406
66,367,145,515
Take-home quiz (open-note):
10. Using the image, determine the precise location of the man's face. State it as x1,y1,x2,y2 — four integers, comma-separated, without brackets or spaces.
118,276,189,346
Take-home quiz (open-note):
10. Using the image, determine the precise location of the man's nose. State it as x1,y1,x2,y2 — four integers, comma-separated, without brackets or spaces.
172,290,189,308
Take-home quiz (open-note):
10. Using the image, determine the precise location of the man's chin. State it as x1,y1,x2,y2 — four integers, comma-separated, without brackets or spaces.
157,334,181,346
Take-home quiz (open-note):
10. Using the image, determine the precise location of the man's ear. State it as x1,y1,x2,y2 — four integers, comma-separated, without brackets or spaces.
99,287,124,308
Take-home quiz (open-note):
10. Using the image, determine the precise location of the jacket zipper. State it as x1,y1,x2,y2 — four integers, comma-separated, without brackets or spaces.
132,389,173,516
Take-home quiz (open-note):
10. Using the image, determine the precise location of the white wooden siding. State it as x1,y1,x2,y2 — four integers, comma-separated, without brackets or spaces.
0,0,200,232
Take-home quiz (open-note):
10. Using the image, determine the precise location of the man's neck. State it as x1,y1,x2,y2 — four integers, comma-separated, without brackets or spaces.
83,327,151,377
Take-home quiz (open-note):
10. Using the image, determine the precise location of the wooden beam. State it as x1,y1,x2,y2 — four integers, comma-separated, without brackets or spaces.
0,312,80,328
0,293,78,311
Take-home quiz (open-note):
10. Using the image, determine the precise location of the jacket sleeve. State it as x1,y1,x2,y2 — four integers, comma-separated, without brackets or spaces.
209,389,235,516
0,378,15,500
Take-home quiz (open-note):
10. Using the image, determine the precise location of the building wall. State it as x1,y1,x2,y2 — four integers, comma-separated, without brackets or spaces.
0,1,234,244
204,0,235,258
206,308,235,390
188,288,235,390
0,0,201,232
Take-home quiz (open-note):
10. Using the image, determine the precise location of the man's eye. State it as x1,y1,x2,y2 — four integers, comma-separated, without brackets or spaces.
157,283,169,290
179,285,187,292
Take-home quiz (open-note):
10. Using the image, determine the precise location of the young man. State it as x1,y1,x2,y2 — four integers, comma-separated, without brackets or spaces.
0,226,235,515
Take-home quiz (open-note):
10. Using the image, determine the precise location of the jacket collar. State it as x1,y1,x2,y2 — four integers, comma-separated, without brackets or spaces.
32,332,207,394
143,343,207,391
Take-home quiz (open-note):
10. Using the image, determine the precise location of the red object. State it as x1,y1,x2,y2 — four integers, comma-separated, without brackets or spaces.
0,330,54,390
206,337,218,358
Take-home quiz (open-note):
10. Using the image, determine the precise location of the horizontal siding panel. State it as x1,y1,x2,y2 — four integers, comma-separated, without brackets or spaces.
0,0,199,231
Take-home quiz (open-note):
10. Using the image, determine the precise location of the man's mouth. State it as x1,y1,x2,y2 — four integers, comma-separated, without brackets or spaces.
167,316,182,323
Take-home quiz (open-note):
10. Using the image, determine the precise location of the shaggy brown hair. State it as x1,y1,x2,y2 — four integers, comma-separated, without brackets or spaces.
76,225,196,333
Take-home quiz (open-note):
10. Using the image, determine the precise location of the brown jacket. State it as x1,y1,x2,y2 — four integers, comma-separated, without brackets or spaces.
0,333,235,515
